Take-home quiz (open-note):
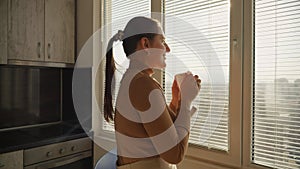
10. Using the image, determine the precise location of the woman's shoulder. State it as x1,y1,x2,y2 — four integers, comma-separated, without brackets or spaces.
131,72,161,90
126,72,163,111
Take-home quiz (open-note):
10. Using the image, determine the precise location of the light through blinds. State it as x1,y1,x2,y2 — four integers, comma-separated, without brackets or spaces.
252,0,300,168
164,0,230,151
102,0,151,132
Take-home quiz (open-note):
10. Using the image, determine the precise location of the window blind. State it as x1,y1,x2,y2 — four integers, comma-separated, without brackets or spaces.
164,0,229,151
253,0,300,168
102,0,150,132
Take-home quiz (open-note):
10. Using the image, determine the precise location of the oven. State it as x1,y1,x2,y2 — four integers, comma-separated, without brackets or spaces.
23,137,93,169
0,66,93,168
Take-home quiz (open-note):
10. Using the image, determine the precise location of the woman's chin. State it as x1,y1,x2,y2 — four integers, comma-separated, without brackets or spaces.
154,63,166,69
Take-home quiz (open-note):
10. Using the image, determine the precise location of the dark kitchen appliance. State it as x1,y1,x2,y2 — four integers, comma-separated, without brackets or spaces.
0,66,61,129
0,66,92,131
0,65,93,165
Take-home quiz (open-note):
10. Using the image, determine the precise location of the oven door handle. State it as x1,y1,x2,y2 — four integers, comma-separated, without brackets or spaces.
34,151,91,169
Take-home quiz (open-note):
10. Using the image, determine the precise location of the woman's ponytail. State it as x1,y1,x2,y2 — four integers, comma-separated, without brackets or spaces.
104,37,116,122
103,25,156,122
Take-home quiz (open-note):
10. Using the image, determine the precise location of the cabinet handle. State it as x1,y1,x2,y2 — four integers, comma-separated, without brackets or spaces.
47,43,51,59
37,42,41,58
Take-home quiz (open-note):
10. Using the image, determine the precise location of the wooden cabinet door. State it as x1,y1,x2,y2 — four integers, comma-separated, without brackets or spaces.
0,150,23,169
8,0,44,61
45,0,75,63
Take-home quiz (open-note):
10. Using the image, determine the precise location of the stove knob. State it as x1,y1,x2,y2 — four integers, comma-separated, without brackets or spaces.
59,148,65,154
46,151,53,157
71,146,76,151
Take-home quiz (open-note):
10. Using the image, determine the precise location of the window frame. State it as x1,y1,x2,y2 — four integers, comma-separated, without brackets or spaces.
243,0,256,168
93,0,287,168
93,0,116,149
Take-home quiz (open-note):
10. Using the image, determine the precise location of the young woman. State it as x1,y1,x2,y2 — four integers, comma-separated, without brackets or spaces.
104,16,201,169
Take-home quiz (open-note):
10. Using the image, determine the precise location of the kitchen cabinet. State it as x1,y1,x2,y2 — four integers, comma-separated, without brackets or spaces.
45,0,75,63
8,0,75,65
8,0,44,62
0,150,23,169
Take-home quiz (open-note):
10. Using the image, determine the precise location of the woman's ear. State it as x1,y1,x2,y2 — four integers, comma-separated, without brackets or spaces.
140,37,150,49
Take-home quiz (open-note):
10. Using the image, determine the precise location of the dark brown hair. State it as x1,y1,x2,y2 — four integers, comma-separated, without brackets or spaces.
104,17,160,122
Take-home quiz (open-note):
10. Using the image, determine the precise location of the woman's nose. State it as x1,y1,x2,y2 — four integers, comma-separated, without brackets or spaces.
165,43,171,52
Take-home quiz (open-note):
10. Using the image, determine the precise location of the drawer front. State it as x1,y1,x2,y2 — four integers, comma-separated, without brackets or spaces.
0,150,23,169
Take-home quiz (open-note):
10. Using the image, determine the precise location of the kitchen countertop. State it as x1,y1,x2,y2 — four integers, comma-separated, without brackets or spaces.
0,121,92,154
